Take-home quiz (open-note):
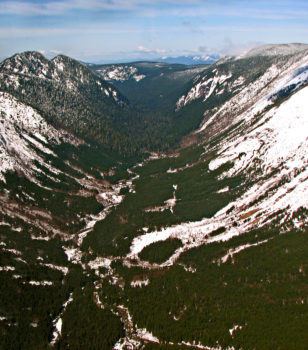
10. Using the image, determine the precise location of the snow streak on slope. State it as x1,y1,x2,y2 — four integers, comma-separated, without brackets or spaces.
0,92,56,182
127,85,308,265
0,92,82,183
50,293,74,346
176,70,232,110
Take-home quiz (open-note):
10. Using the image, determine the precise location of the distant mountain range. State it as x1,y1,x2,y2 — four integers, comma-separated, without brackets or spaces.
153,54,221,65
85,54,221,66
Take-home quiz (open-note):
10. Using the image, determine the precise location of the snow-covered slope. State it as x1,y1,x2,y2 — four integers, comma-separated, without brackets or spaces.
176,69,233,110
95,65,146,82
176,47,308,114
128,85,308,265
197,49,308,135
126,49,308,265
0,92,76,183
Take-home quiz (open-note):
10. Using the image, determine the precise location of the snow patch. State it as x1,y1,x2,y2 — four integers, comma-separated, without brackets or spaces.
130,279,150,288
217,186,229,193
229,324,243,336
145,184,177,214
50,293,73,346
133,74,146,82
40,263,69,275
2,248,22,256
220,239,271,264
28,280,53,286
63,247,83,265
0,266,15,272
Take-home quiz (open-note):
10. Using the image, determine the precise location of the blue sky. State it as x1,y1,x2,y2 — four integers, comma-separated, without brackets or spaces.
0,0,307,62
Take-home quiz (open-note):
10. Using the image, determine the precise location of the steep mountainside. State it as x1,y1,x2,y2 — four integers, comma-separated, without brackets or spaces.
0,52,133,151
0,45,308,349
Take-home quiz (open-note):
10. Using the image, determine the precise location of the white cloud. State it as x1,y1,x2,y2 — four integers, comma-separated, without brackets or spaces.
219,38,263,57
0,0,201,16
0,26,141,38
138,45,152,52
138,45,166,54
142,4,308,20
0,0,307,23
38,49,62,58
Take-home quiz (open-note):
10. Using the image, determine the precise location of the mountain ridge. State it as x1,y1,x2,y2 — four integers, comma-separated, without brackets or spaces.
238,42,308,59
